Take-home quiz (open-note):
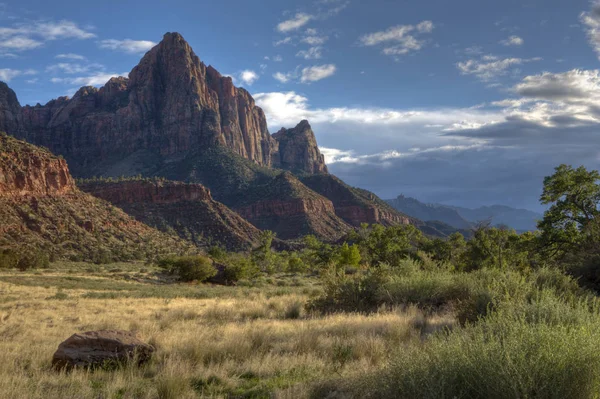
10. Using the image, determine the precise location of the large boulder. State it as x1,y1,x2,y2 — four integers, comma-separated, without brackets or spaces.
52,330,154,370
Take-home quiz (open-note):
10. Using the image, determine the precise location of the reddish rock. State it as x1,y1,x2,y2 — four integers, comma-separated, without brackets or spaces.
0,32,327,177
272,120,328,174
300,174,416,227
80,179,262,250
233,172,351,240
52,330,154,370
0,133,75,197
0,135,193,260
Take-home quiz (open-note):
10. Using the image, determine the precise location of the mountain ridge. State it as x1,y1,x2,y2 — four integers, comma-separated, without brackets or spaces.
0,32,416,243
386,194,542,232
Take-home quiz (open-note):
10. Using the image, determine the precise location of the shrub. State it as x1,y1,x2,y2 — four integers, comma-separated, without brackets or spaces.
222,254,259,282
16,251,50,271
346,310,600,399
158,255,216,282
0,250,19,269
307,266,392,313
288,253,307,273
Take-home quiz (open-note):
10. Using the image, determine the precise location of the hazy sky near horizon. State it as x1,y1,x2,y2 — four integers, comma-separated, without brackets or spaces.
1,0,599,211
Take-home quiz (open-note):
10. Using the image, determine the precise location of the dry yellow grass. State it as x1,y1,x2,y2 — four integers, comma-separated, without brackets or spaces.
0,269,453,399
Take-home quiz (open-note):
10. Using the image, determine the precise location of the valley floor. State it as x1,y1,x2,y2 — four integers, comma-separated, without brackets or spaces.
0,262,450,399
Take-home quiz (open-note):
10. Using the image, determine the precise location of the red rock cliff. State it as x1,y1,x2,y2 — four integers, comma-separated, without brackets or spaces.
0,133,75,197
80,179,212,205
0,33,327,177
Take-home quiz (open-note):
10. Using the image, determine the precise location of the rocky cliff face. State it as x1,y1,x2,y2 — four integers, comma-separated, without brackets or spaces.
301,174,415,227
80,179,212,205
0,135,192,260
0,32,327,177
0,32,416,242
233,172,351,240
0,133,75,197
272,120,328,174
80,179,262,250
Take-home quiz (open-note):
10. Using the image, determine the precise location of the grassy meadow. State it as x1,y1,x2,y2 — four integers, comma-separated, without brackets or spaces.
0,261,452,399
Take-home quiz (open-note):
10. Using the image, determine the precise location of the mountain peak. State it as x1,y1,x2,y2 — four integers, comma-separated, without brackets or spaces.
272,119,328,174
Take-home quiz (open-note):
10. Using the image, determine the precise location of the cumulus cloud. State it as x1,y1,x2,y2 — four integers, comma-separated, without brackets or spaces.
300,64,336,82
274,37,292,46
500,35,524,46
297,46,323,59
98,39,156,54
0,68,36,82
273,72,292,83
302,35,328,45
0,68,22,81
239,70,259,85
51,72,127,86
277,13,312,32
46,62,103,74
513,69,600,100
580,1,600,60
457,55,541,81
359,20,434,58
55,53,86,60
0,20,95,53
254,69,600,210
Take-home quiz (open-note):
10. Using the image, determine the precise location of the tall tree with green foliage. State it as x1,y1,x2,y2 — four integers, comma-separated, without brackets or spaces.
538,164,600,255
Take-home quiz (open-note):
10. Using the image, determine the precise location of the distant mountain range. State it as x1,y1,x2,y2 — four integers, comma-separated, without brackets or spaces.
385,195,543,232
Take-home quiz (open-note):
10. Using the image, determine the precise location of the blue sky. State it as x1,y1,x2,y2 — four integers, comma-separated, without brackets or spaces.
1,0,599,211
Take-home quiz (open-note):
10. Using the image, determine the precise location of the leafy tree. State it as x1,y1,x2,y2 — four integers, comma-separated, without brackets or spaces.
463,225,530,271
538,164,600,256
252,230,277,273
348,224,424,266
422,232,467,269
337,243,361,268
288,252,307,273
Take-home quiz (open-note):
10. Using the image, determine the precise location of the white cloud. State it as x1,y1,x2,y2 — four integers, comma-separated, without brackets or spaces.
98,39,156,54
31,20,95,40
580,1,600,60
500,35,524,46
457,56,541,81
297,46,323,59
0,68,21,81
46,62,103,74
300,64,336,82
273,55,283,62
513,69,600,100
273,72,291,83
239,70,259,85
359,20,435,58
302,35,328,45
253,91,500,130
55,53,86,60
321,143,488,165
277,13,313,33
51,72,126,86
0,36,42,50
274,37,292,46
0,20,95,53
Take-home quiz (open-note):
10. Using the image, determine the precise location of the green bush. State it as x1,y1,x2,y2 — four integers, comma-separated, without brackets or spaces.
345,309,600,399
16,251,50,271
0,250,19,269
222,254,259,282
287,253,307,273
307,266,391,313
158,255,216,283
